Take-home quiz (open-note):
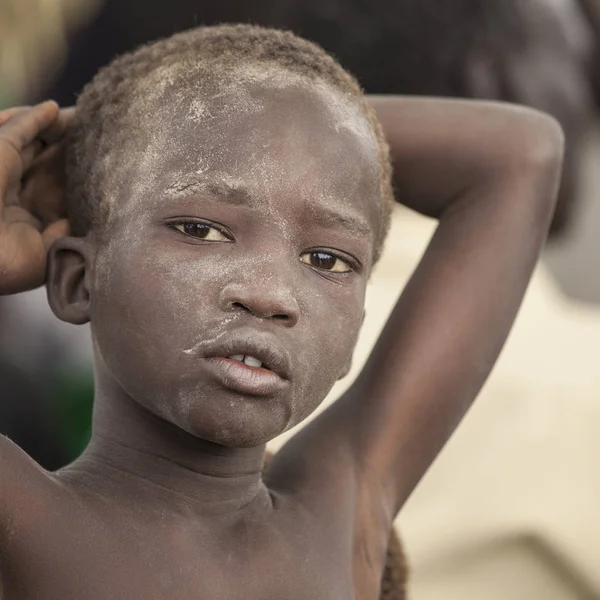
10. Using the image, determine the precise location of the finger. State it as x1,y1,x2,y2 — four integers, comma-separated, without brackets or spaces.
0,105,69,148
3,205,42,229
38,106,75,146
0,101,59,153
0,139,47,209
0,102,59,204
1,142,42,208
20,139,46,174
19,143,66,215
0,224,47,294
42,218,70,250
0,107,30,127
59,107,75,122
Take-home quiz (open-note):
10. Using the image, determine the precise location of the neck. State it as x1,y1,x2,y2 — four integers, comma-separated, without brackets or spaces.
67,369,271,517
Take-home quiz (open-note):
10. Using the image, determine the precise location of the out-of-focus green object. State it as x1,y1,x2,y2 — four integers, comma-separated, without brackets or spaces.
0,0,102,105
52,368,94,461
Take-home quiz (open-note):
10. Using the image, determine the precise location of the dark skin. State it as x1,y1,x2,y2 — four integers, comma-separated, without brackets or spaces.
0,84,562,599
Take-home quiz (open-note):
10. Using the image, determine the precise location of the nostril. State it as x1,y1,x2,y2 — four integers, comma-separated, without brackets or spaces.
232,301,251,313
231,301,290,321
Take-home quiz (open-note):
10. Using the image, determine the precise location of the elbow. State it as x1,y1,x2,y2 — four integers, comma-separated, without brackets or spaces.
518,109,565,173
525,112,565,219
500,107,565,219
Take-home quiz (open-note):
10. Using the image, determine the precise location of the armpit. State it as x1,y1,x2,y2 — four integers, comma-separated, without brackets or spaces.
263,451,408,599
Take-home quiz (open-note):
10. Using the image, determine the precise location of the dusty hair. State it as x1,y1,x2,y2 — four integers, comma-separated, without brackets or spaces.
66,24,394,262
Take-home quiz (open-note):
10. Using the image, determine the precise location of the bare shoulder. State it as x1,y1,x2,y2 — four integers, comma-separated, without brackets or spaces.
0,435,61,597
0,435,52,523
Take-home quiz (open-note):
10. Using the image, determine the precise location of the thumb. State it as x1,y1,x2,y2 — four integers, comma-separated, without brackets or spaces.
42,218,70,251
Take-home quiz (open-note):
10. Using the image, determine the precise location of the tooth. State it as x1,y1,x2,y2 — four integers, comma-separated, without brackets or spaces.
229,354,245,362
243,356,263,368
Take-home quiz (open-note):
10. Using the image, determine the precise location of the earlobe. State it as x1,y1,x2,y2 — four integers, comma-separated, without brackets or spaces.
46,237,92,325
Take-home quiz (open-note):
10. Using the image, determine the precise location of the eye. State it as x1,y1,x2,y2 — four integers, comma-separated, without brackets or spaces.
300,251,352,273
172,222,231,241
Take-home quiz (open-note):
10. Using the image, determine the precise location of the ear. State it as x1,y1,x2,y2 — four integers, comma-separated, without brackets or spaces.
46,236,92,325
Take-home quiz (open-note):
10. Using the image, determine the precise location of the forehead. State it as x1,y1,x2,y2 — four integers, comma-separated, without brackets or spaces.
113,67,382,229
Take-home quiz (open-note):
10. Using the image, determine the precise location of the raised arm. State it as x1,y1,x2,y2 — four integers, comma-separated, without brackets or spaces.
358,97,562,512
273,97,563,517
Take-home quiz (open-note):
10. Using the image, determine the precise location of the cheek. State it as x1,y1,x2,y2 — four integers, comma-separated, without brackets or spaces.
291,283,365,416
93,239,239,346
90,242,230,396
318,279,365,351
319,300,363,364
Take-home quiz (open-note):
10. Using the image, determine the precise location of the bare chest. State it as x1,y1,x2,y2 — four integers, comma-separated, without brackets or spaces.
1,500,362,600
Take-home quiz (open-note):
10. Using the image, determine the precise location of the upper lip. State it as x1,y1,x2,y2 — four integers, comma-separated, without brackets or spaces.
202,328,292,380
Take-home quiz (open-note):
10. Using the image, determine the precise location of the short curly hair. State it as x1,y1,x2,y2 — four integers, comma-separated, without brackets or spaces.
66,24,394,263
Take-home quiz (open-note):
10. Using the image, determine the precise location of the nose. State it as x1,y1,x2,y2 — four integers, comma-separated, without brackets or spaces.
219,280,300,327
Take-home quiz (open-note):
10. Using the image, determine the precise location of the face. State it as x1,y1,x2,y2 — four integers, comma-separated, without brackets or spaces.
89,72,382,447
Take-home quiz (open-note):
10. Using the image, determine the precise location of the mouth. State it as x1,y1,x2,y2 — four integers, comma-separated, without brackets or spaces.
227,354,272,370
200,329,292,397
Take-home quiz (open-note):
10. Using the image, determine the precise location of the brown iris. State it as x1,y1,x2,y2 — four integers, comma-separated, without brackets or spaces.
300,251,351,273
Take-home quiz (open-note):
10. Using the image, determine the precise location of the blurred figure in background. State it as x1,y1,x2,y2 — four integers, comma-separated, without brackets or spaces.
574,0,600,110
544,0,600,302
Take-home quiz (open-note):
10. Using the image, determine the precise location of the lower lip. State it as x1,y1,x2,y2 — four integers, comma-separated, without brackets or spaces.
204,357,289,396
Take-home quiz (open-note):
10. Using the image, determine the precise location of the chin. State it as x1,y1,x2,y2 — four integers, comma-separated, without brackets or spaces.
174,397,291,448
187,423,284,448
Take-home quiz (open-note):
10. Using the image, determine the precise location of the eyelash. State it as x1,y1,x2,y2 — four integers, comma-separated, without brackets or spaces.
300,250,356,274
168,219,233,242
168,220,359,274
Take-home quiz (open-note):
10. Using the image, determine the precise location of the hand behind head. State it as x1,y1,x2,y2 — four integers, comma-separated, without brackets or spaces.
0,102,72,295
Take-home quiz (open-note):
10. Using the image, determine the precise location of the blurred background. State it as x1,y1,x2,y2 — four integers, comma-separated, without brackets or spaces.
2,0,600,598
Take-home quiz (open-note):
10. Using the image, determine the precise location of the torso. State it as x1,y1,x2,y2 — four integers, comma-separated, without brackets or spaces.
0,447,390,600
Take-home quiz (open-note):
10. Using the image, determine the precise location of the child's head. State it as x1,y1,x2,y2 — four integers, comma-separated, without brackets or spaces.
55,25,394,447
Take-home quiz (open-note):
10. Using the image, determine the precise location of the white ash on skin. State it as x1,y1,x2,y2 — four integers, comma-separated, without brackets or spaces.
87,62,377,444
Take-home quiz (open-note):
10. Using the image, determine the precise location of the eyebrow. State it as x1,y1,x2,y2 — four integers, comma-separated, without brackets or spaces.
164,179,256,207
314,206,372,237
165,178,371,237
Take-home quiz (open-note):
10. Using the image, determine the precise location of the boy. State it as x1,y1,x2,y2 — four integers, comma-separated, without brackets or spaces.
0,25,562,600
